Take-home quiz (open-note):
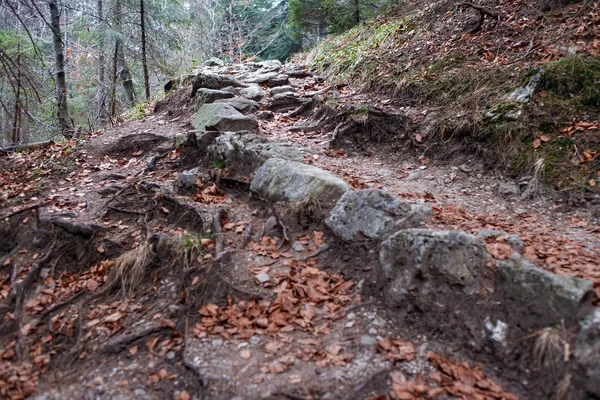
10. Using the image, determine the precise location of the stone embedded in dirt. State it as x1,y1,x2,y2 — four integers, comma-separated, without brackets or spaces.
325,189,431,241
176,168,199,189
240,84,266,101
291,241,306,252
208,132,307,176
497,254,595,330
195,88,236,110
570,308,600,399
269,92,304,111
379,229,490,310
256,111,275,120
498,182,520,199
250,158,350,206
215,97,260,114
255,273,271,284
191,73,246,97
252,59,282,71
193,103,258,132
269,85,296,96
505,70,544,104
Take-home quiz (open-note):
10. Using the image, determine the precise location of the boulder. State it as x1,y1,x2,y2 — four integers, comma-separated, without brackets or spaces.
269,92,304,110
193,104,258,132
250,159,350,206
191,73,246,96
570,309,600,399
379,229,490,310
208,132,306,175
505,70,544,104
195,88,236,110
497,254,594,330
240,84,266,101
254,60,282,71
325,190,431,241
215,97,260,114
256,111,275,120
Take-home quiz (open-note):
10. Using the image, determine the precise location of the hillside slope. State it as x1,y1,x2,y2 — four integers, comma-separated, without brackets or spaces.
306,0,600,201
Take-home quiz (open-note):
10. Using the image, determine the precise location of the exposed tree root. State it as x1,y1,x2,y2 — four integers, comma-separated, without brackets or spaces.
0,140,55,155
460,2,500,33
146,146,175,172
103,324,171,353
212,209,227,261
38,209,104,238
183,318,209,387
0,202,50,220
240,223,253,249
270,204,290,246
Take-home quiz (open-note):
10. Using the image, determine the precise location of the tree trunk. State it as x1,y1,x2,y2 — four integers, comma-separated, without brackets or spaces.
49,0,74,138
140,0,150,100
97,0,108,126
110,41,119,119
115,0,136,107
12,40,21,144
354,0,360,25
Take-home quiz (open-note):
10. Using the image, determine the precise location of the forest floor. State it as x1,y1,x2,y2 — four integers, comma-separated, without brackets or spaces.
1,53,600,400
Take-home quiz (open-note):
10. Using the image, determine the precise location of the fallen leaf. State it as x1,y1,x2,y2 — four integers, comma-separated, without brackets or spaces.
241,350,251,360
177,391,191,400
533,138,541,148
129,346,138,356
289,374,302,384
86,279,98,292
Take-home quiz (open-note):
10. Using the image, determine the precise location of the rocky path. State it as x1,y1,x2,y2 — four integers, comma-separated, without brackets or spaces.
0,59,599,400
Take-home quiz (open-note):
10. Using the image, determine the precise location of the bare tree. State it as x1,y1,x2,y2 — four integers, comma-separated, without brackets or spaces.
115,0,136,107
140,0,150,100
97,0,108,126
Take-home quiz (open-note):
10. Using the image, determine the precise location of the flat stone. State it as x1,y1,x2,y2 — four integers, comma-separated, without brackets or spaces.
250,159,350,206
360,336,378,348
498,254,594,330
268,74,289,87
204,57,225,67
192,73,246,95
270,85,296,96
193,103,258,132
291,241,306,252
240,84,266,101
570,309,600,399
255,273,271,284
215,97,260,114
325,189,431,241
242,71,278,84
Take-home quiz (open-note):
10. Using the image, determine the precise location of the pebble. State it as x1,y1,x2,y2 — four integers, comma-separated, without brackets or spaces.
255,273,271,284
360,335,378,348
166,351,176,360
291,241,305,252
212,338,224,347
368,328,377,335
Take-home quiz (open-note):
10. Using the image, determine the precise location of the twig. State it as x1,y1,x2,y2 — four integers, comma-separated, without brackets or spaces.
299,244,330,262
183,318,209,387
38,290,85,323
107,206,146,216
306,83,347,97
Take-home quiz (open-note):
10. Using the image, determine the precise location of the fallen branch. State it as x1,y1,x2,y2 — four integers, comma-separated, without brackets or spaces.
38,290,85,323
460,2,500,33
0,140,55,155
183,318,209,387
107,206,146,216
299,244,330,262
104,324,171,353
306,83,347,97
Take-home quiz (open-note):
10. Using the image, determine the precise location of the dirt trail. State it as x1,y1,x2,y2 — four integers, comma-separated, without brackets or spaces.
0,62,598,400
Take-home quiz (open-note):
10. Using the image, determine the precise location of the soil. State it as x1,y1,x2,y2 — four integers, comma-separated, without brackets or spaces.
0,69,598,400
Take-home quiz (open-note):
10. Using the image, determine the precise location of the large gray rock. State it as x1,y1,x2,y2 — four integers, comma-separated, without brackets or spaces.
193,104,258,132
250,159,350,206
505,70,544,104
192,73,246,95
270,85,295,96
269,92,303,110
253,60,282,71
497,254,594,330
204,57,225,67
215,97,260,114
268,74,289,87
195,88,235,110
379,229,490,310
570,309,600,399
325,190,431,241
208,132,306,175
240,84,266,101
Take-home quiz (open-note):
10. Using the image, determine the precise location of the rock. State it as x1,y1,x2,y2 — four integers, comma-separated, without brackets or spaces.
570,309,600,399
254,59,282,71
256,111,275,120
291,241,306,252
176,168,199,189
270,85,295,96
255,273,271,284
240,84,266,101
325,190,431,241
204,57,225,67
193,103,258,132
360,335,378,348
379,229,490,309
195,88,236,110
208,132,306,175
498,182,519,199
242,71,279,84
265,216,278,235
497,254,594,330
505,70,544,104
250,158,351,206
191,73,246,96
164,77,180,93
215,97,260,114
406,171,423,181
268,74,289,87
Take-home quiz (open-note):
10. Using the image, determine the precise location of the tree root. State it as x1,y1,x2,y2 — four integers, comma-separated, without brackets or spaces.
270,204,290,246
460,2,500,33
39,209,104,238
103,324,171,353
146,147,175,172
212,209,227,261
240,223,253,249
0,202,50,220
